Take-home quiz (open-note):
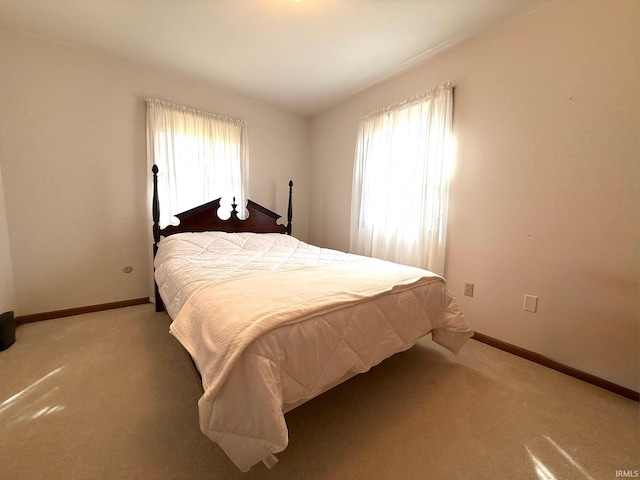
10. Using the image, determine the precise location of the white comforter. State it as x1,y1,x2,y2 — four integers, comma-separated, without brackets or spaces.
154,232,472,472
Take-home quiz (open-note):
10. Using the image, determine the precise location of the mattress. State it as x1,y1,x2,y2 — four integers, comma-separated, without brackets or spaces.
154,232,472,471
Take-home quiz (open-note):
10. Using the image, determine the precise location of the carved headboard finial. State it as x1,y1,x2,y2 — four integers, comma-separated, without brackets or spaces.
231,197,239,220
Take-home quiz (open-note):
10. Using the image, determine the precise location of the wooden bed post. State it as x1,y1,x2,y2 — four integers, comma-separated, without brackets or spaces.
287,180,293,236
152,164,164,312
152,165,160,249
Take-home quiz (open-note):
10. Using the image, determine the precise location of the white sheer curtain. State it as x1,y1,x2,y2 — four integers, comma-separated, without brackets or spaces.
349,83,453,275
146,99,249,228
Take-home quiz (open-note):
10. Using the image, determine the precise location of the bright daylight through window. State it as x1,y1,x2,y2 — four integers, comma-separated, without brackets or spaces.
146,99,249,228
350,82,454,275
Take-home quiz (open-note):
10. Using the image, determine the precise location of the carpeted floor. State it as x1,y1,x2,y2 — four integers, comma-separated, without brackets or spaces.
0,304,638,479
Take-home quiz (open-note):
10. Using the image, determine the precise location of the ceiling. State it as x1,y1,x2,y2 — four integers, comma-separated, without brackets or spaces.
0,0,553,116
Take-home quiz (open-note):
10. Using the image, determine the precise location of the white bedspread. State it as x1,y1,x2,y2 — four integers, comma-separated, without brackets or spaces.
154,232,472,472
154,231,360,319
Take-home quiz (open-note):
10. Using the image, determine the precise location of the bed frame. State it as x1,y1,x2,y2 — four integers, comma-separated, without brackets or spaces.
151,164,293,312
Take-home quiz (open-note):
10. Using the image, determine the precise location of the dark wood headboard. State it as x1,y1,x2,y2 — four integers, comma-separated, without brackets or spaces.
151,164,293,312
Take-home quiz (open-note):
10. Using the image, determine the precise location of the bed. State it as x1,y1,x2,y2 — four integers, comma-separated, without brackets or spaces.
151,165,473,472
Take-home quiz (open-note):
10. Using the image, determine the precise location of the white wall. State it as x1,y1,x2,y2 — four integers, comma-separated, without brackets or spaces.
309,0,640,391
0,164,16,314
0,28,310,316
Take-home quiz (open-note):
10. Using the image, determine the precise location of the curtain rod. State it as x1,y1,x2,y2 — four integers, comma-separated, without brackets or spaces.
145,98,247,126
359,82,453,120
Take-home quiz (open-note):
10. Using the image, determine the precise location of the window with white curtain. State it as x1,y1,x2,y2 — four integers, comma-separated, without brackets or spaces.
146,99,249,228
349,82,454,275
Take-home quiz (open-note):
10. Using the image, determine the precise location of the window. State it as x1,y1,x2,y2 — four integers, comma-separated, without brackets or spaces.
349,83,453,274
146,99,249,228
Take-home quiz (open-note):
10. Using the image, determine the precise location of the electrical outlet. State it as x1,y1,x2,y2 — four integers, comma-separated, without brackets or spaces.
523,294,538,313
464,283,474,297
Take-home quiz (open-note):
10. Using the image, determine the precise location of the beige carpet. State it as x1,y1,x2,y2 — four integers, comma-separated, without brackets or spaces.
0,304,637,479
